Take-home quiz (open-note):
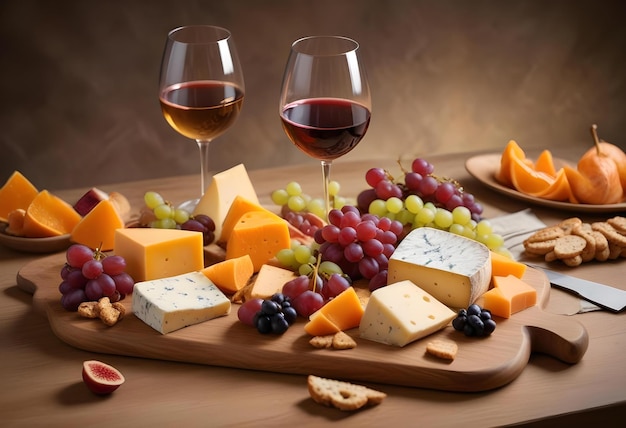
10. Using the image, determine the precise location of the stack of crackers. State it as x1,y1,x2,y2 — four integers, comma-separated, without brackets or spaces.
523,216,626,266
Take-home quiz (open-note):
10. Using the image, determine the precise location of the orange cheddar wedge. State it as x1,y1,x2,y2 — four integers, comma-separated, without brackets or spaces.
70,199,125,251
22,190,82,238
226,210,290,272
219,195,281,244
201,254,254,294
304,312,340,336
482,275,537,318
0,171,39,223
304,287,364,336
490,251,526,279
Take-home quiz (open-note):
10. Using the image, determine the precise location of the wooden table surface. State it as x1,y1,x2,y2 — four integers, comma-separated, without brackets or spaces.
2,152,625,427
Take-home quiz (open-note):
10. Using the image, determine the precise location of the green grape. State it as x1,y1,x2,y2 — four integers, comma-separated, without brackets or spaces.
299,263,314,276
333,196,347,209
484,233,505,250
369,199,388,217
306,199,326,219
385,197,404,214
173,208,190,225
319,261,343,276
285,181,302,196
448,223,465,236
462,225,476,240
396,209,414,226
293,245,313,264
452,206,471,225
276,248,297,269
271,189,289,206
151,218,177,229
153,203,173,220
287,195,307,212
144,191,164,210
423,202,437,213
476,219,493,236
404,194,424,214
328,180,340,197
415,207,435,224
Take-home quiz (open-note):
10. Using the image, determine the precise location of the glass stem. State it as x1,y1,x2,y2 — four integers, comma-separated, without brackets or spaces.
321,160,332,221
197,140,212,197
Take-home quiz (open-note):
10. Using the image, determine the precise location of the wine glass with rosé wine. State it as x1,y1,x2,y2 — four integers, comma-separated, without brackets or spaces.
159,25,245,212
279,36,371,219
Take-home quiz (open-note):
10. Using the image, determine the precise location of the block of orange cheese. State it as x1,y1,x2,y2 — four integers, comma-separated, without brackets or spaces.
490,251,527,279
250,264,297,300
70,199,125,251
304,311,341,336
200,254,254,294
114,228,204,282
219,195,281,244
0,171,39,223
22,190,82,237
304,287,364,336
482,275,537,318
225,210,290,272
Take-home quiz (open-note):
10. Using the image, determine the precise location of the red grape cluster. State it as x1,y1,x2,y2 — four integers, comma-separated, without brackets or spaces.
180,214,216,246
314,205,403,291
357,158,484,221
281,207,324,238
279,272,352,318
59,244,135,311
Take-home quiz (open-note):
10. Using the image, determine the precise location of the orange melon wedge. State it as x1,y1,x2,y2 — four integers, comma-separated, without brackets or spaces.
509,156,555,195
495,140,526,187
534,150,557,177
22,190,82,238
0,171,39,223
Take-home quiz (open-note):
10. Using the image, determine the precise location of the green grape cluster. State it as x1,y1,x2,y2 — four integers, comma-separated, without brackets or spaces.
368,193,509,256
144,191,190,229
271,180,350,220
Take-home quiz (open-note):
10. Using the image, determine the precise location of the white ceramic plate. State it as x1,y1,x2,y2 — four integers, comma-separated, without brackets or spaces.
465,153,626,213
0,223,71,253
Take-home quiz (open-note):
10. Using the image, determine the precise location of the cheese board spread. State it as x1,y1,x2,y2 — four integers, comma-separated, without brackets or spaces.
17,252,588,392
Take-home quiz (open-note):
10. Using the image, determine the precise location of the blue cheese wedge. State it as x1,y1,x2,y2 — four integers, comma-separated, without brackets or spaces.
388,227,491,308
359,280,456,347
132,271,231,334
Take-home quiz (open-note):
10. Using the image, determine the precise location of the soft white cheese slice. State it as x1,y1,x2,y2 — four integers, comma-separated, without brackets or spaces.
359,280,456,347
388,227,491,308
132,271,231,334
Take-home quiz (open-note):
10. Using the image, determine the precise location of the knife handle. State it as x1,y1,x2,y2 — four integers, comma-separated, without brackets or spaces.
522,306,589,364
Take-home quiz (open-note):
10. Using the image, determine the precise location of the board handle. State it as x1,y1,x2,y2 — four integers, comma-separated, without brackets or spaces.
523,306,589,364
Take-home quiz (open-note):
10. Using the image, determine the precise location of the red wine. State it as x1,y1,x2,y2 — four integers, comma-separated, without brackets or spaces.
160,80,244,141
281,98,371,161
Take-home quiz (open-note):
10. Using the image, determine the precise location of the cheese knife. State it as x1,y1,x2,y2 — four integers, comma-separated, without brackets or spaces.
529,265,626,313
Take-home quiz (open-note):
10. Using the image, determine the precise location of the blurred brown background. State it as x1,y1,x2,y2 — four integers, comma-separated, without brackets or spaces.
1,0,625,191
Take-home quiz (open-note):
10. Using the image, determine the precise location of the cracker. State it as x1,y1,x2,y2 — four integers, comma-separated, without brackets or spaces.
591,222,626,247
561,255,583,267
608,243,624,260
426,339,458,361
77,301,99,318
607,216,626,235
558,217,582,234
309,335,334,349
526,226,565,243
332,331,357,350
307,375,386,411
524,238,557,255
571,224,596,262
553,235,586,259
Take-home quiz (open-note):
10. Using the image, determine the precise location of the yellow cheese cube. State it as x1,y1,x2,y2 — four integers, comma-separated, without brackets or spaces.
219,195,280,244
225,211,290,272
114,228,204,282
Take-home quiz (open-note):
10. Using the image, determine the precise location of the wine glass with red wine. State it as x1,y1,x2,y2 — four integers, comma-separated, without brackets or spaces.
279,36,371,219
159,25,245,211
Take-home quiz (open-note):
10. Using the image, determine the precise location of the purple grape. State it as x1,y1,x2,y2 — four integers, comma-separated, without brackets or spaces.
82,259,103,280
66,244,94,269
112,272,135,295
102,255,126,276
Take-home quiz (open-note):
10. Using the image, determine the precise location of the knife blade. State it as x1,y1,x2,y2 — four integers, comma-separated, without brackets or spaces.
529,265,626,313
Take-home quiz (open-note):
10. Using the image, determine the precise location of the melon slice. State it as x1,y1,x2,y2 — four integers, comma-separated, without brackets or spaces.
22,190,82,237
0,171,39,222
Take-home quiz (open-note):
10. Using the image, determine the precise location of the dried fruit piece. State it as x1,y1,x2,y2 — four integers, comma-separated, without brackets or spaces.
82,360,125,395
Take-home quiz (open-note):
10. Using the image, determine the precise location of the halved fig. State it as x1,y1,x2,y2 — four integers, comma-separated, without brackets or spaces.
82,360,125,394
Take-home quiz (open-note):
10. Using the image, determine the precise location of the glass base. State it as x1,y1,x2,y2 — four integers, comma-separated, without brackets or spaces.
177,198,200,214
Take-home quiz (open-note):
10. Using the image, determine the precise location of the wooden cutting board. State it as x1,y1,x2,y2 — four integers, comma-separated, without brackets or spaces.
16,253,588,392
